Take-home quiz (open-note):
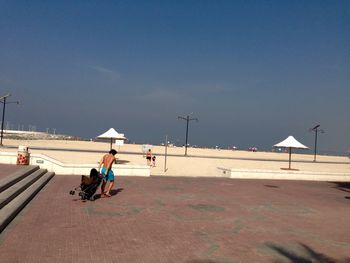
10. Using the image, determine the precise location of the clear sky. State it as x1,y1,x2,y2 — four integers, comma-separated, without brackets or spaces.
1,1,349,153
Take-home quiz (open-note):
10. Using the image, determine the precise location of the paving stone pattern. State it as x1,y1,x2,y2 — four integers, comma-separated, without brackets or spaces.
0,171,350,262
0,164,24,180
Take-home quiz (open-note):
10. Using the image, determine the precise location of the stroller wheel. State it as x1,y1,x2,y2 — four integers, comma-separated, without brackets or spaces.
79,192,87,200
69,190,75,195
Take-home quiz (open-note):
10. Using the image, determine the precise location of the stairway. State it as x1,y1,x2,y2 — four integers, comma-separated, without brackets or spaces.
0,165,54,233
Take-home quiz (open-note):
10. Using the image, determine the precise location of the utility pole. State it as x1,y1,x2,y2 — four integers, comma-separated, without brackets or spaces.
178,113,198,156
164,135,168,173
309,124,325,162
0,94,19,146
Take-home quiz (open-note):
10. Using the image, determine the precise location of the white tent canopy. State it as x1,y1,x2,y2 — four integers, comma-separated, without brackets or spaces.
97,128,127,149
97,128,126,140
274,135,309,149
273,136,309,170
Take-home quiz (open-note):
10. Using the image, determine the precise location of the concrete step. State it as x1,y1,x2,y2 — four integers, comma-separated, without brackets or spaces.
0,169,48,209
0,172,55,233
0,165,40,193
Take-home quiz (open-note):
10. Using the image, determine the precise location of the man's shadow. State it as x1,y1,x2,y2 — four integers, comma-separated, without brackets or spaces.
111,188,124,196
94,188,124,199
331,182,350,200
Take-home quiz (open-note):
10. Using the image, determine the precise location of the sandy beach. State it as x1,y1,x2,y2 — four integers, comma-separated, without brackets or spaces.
1,139,349,177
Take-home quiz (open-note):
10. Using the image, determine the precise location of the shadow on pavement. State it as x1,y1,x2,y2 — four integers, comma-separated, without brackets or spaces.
187,260,222,263
331,182,350,200
93,188,124,200
266,242,350,263
111,188,124,196
117,160,130,164
264,184,280,188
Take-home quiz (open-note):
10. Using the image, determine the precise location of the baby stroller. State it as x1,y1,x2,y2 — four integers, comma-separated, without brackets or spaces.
69,168,102,201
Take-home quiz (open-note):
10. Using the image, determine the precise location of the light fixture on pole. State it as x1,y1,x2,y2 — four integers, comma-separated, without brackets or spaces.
309,124,324,162
178,113,198,156
0,94,20,146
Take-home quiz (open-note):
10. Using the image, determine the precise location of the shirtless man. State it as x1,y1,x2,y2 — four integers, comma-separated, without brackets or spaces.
98,149,117,197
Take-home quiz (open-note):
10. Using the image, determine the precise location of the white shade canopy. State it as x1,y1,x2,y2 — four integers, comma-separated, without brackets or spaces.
273,136,309,170
273,136,309,149
97,128,126,140
97,128,127,150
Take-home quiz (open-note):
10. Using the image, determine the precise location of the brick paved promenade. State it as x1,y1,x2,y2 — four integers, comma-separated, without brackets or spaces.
0,164,23,180
0,165,350,262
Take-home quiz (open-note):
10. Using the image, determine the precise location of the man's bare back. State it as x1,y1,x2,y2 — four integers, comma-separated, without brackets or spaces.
101,153,116,170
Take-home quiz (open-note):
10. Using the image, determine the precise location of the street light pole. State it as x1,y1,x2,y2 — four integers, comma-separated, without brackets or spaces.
178,113,198,156
164,135,168,173
0,94,19,146
0,96,7,146
309,124,324,162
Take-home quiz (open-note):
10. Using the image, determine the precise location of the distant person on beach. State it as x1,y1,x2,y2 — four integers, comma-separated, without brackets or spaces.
98,149,117,198
146,149,152,166
152,155,156,167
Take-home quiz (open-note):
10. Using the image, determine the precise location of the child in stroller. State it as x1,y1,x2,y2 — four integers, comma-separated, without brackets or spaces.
69,168,102,201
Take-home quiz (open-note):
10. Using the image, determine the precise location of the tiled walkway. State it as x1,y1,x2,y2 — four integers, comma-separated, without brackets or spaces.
0,164,24,180
0,165,350,262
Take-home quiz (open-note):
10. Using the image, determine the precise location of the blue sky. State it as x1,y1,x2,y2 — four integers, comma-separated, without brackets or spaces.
1,1,349,153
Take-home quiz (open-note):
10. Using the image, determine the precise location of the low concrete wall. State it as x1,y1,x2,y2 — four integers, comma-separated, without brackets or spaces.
216,167,232,178
217,167,350,182
0,152,150,176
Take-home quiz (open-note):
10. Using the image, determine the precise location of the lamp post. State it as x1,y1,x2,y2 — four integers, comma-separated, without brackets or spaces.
164,135,168,173
0,94,20,146
178,113,198,156
309,124,324,162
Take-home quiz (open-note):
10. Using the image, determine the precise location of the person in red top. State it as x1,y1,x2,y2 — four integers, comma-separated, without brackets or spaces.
146,149,152,166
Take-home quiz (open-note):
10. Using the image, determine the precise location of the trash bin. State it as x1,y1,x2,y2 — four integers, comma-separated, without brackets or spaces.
16,145,30,165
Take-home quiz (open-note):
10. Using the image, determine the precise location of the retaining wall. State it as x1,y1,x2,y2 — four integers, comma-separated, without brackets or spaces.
0,152,150,176
217,167,350,182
